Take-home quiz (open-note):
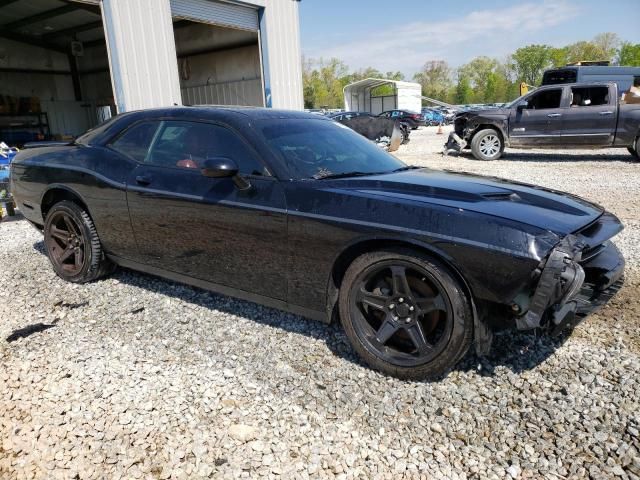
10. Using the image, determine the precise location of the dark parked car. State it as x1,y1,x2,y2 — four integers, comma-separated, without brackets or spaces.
447,82,640,161
379,110,426,129
11,107,624,380
327,111,372,121
330,111,410,147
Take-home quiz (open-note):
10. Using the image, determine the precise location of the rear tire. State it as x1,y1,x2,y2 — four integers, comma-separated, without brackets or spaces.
44,200,115,283
471,128,504,161
629,137,639,161
338,248,473,380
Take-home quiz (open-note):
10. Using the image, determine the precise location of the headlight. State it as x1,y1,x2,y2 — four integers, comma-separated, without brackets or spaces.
558,261,585,303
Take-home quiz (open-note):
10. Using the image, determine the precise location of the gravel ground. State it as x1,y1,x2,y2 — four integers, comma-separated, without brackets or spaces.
1,128,639,479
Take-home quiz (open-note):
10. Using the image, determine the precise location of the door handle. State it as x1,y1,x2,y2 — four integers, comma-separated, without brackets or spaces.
599,111,614,115
547,113,562,118
135,175,151,186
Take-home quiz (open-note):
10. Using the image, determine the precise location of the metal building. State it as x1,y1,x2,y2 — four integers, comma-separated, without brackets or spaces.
344,78,422,115
0,0,303,144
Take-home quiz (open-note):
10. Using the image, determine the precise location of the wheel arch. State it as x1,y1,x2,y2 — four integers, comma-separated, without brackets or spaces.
325,237,482,339
469,124,506,147
40,185,91,221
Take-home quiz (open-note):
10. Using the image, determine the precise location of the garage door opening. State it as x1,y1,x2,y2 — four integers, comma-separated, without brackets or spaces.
0,0,114,147
172,19,264,107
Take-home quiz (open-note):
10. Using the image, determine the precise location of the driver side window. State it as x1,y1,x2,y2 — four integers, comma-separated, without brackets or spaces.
146,121,268,175
526,89,562,110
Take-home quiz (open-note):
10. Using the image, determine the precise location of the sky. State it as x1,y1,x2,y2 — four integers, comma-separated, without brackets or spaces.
299,0,640,77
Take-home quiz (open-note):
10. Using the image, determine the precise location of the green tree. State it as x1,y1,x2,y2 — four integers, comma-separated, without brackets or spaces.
302,57,350,109
456,57,517,103
618,42,640,66
484,69,512,103
413,60,453,103
510,44,554,85
454,75,473,104
458,56,500,103
593,32,620,62
563,41,608,64
549,47,566,67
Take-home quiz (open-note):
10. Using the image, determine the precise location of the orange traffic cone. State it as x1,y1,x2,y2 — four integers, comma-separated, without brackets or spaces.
436,123,444,135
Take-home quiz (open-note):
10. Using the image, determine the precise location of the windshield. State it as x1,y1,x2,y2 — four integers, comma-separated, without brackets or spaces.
505,93,529,108
258,119,406,179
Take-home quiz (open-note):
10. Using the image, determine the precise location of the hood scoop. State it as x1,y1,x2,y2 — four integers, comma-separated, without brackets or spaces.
481,192,522,201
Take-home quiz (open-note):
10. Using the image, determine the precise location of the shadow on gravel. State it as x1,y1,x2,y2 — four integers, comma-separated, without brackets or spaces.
0,211,24,224
457,152,634,163
455,329,571,377
31,240,568,380
6,322,57,343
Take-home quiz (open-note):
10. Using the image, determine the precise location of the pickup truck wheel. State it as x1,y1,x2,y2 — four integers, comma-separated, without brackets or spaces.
44,200,115,283
339,249,473,381
471,129,504,161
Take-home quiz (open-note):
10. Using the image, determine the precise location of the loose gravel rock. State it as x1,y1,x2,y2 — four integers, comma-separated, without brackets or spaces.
1,129,640,479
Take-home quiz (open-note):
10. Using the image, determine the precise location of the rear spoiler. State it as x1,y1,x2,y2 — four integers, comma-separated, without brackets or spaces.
22,141,74,149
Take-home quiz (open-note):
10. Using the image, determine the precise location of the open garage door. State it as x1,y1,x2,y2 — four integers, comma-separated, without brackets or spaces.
171,0,264,107
0,0,114,146
170,0,258,31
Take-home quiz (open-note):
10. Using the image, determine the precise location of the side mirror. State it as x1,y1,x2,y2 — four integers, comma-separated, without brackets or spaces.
201,157,238,178
516,101,528,112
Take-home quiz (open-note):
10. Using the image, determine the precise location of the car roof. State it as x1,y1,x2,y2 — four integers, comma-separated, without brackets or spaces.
79,106,332,147
538,81,616,89
119,106,330,122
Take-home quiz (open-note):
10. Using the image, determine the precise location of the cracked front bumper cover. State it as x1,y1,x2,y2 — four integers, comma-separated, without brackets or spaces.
443,132,466,155
516,234,625,334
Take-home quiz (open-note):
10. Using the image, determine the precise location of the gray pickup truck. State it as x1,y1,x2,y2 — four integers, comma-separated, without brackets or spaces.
446,82,640,161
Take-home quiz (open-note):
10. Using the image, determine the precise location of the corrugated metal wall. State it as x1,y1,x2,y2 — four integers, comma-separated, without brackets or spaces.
96,0,302,112
43,101,100,137
181,78,263,106
397,84,422,112
260,0,303,110
101,0,182,112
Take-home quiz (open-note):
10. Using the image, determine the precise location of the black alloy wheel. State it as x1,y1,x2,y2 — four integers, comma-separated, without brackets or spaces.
46,210,86,276
339,249,473,380
44,200,114,283
629,136,639,161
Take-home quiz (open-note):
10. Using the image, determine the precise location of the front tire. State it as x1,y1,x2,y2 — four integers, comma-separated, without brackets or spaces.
339,249,473,380
44,200,114,283
471,128,504,161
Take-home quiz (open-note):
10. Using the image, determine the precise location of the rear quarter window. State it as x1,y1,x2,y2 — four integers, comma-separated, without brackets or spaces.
542,69,577,85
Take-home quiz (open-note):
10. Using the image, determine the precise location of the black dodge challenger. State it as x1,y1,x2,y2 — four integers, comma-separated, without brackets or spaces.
10,107,625,380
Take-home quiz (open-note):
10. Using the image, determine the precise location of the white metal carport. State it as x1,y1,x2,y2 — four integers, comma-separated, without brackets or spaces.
344,78,422,114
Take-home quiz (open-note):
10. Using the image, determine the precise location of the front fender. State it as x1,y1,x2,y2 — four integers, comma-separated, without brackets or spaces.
458,114,510,147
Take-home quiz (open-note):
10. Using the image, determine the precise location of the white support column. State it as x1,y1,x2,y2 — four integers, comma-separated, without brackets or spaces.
101,0,182,112
259,0,303,110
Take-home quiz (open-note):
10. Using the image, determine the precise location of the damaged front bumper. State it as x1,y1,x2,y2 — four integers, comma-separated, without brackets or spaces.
516,212,625,335
444,131,466,155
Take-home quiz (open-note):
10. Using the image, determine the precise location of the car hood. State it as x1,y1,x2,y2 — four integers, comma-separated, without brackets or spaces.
328,168,603,235
455,108,510,121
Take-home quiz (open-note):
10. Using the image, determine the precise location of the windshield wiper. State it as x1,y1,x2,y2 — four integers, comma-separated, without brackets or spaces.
314,171,381,180
391,166,421,172
314,166,420,180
